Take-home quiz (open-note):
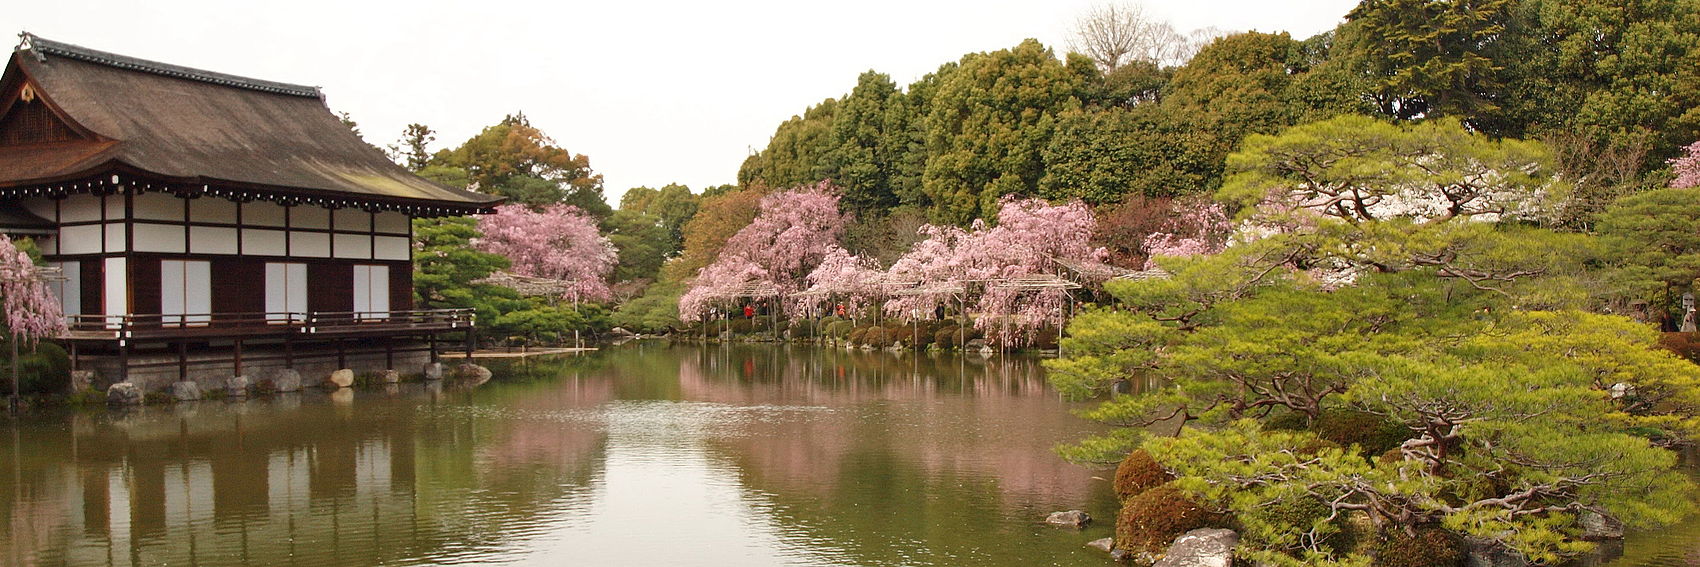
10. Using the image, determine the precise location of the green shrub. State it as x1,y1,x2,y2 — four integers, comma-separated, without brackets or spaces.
1240,496,1336,551
1313,409,1409,456
1373,528,1466,567
863,327,892,348
888,326,914,347
1113,449,1173,501
730,319,754,334
789,319,817,337
934,326,962,349
826,320,854,339
848,327,869,345
1116,482,1227,553
2,342,71,395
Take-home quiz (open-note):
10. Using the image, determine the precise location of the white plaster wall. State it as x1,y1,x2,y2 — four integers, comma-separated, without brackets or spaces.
132,193,182,221
334,210,370,232
289,231,330,258
132,223,186,253
374,236,410,261
60,225,101,254
190,226,239,255
374,211,410,234
242,229,287,256
190,198,238,224
241,201,287,227
102,223,126,252
60,195,102,222
104,193,125,220
291,206,329,229
333,233,372,259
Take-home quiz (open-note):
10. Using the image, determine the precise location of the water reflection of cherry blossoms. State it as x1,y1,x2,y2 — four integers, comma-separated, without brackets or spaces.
0,344,1119,567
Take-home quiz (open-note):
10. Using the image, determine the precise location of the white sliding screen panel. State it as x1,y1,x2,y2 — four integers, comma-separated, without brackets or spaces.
352,265,390,320
160,260,211,326
265,263,308,322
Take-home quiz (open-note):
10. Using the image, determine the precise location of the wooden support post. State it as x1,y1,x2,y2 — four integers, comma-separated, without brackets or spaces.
427,332,438,363
177,342,188,382
283,336,294,368
69,341,78,373
233,339,244,377
336,339,347,369
9,333,17,413
465,329,475,358
119,340,130,383
384,340,394,369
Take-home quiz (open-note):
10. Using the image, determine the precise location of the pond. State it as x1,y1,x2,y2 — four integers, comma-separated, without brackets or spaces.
0,344,1119,567
0,343,1693,567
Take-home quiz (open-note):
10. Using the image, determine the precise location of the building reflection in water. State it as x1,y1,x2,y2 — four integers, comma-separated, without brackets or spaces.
1,344,1122,567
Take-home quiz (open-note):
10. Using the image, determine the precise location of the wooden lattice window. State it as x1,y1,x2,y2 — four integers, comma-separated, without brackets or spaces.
0,97,79,145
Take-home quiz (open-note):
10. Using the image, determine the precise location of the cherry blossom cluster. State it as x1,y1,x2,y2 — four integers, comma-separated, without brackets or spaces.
476,203,618,302
0,235,65,344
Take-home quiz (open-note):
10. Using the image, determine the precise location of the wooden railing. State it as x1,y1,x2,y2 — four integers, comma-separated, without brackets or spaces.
63,309,475,340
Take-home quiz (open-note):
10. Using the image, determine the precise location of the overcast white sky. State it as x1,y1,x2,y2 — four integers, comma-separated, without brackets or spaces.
9,0,1356,205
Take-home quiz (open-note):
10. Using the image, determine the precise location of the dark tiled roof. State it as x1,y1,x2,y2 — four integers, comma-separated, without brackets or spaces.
0,204,54,235
0,33,502,211
20,33,322,98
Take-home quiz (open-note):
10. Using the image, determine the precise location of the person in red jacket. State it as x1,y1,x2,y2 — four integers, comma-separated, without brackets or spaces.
743,304,756,319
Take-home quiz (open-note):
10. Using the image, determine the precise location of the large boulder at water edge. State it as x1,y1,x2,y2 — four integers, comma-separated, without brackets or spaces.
1086,537,1115,553
1046,510,1092,528
225,375,250,398
455,363,493,384
106,382,142,406
1465,538,1528,567
1152,528,1238,567
423,362,445,381
257,369,302,393
325,369,355,389
171,381,202,402
1579,511,1625,540
379,369,401,384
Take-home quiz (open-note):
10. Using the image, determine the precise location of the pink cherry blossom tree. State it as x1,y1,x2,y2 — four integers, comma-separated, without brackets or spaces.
0,235,65,344
885,197,1106,346
798,247,884,315
679,182,850,321
476,203,618,303
1141,198,1233,268
1671,141,1700,189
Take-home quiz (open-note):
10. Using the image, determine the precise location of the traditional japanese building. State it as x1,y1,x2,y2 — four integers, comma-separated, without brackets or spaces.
0,33,502,391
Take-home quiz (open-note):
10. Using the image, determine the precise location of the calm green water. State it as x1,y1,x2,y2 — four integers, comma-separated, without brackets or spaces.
0,343,1694,567
0,344,1124,567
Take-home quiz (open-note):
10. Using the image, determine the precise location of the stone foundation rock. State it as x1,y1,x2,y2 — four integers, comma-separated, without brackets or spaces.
1086,537,1114,553
1045,510,1091,528
1580,511,1625,540
454,363,492,384
258,369,302,393
225,376,250,398
171,381,202,402
1465,537,1529,567
70,370,97,393
1153,528,1238,567
379,369,401,384
107,382,142,406
423,362,445,381
325,369,355,389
